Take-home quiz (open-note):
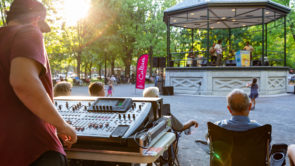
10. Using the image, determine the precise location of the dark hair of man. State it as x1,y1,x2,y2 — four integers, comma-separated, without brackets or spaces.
251,78,257,88
89,82,104,96
227,89,250,113
53,81,72,97
218,40,222,44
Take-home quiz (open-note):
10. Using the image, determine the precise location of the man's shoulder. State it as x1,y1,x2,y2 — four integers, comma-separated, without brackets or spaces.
249,120,261,127
15,24,42,39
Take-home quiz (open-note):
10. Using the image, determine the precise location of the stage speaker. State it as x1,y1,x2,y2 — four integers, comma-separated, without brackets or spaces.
225,60,236,66
192,59,197,67
201,60,208,66
159,57,166,68
253,60,261,66
163,86,174,95
169,60,174,67
153,57,166,68
153,57,159,67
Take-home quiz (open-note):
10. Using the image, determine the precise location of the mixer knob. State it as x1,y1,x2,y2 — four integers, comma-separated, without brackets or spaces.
99,124,103,128
66,102,69,108
96,106,99,111
133,114,136,120
84,106,87,110
106,106,109,110
123,114,126,119
81,127,85,131
88,102,91,106
110,106,112,111
119,114,121,119
55,101,57,106
105,123,109,127
139,105,142,110
58,105,62,110
94,124,98,129
72,107,75,111
128,114,131,119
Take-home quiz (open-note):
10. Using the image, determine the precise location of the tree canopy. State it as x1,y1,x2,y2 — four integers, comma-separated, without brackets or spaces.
0,0,294,79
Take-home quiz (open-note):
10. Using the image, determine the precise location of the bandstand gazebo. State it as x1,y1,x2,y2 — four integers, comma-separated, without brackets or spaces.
163,0,292,95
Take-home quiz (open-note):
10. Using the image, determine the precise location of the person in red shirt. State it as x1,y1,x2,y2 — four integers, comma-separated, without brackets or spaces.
0,0,77,165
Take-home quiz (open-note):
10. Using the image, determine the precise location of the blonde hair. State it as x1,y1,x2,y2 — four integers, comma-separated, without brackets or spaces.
54,81,72,97
143,87,159,97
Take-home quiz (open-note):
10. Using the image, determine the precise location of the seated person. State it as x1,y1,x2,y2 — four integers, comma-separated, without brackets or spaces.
88,82,105,97
197,89,261,152
215,89,261,131
53,81,72,97
288,144,295,166
143,87,198,132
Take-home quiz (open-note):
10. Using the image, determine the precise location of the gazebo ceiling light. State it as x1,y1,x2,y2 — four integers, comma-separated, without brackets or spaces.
164,0,291,29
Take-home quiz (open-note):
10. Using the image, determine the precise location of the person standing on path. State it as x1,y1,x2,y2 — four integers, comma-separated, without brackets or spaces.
247,78,259,110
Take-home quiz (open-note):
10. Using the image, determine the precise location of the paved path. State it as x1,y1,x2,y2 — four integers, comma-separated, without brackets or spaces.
71,84,295,166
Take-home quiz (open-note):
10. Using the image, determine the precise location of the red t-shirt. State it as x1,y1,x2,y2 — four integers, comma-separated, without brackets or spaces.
0,25,65,166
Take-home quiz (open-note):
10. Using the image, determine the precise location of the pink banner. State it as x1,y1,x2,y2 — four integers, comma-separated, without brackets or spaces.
136,54,149,89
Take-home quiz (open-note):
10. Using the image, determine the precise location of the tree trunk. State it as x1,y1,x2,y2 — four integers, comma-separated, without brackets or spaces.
111,60,115,75
84,62,87,79
77,52,81,79
99,64,102,78
125,65,130,78
288,18,295,41
149,46,153,76
89,62,92,79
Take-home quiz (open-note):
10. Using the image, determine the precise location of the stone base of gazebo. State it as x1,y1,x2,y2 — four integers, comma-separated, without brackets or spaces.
165,66,288,96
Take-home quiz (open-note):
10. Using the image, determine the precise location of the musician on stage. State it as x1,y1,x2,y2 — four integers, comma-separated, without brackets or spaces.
214,40,223,66
187,48,195,67
209,43,217,65
243,41,254,65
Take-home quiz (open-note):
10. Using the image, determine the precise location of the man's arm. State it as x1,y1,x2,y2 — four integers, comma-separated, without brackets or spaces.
10,57,77,147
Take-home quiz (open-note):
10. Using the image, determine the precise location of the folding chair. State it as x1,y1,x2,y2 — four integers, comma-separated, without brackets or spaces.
207,122,272,166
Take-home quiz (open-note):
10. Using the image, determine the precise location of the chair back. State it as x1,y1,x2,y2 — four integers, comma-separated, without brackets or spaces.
208,122,271,166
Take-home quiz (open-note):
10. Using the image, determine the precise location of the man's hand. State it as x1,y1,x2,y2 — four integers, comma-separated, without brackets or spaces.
189,120,199,128
57,123,77,148
183,120,199,132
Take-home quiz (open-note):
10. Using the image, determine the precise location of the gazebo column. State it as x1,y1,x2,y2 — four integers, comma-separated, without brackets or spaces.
229,28,232,52
206,8,210,64
265,23,267,58
167,17,171,67
191,28,194,50
262,8,265,66
284,16,286,66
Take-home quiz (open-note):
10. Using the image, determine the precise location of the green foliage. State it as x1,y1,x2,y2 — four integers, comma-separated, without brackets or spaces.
1,0,294,73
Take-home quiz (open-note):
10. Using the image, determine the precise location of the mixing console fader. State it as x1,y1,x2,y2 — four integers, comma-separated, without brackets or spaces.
55,97,153,140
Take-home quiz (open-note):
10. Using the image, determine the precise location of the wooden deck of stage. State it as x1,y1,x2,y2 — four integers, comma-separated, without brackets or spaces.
164,66,289,96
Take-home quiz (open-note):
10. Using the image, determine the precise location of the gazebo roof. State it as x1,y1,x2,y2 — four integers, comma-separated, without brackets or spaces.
164,0,291,29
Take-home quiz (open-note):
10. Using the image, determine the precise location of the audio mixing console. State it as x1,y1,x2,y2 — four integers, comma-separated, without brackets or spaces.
54,97,167,152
